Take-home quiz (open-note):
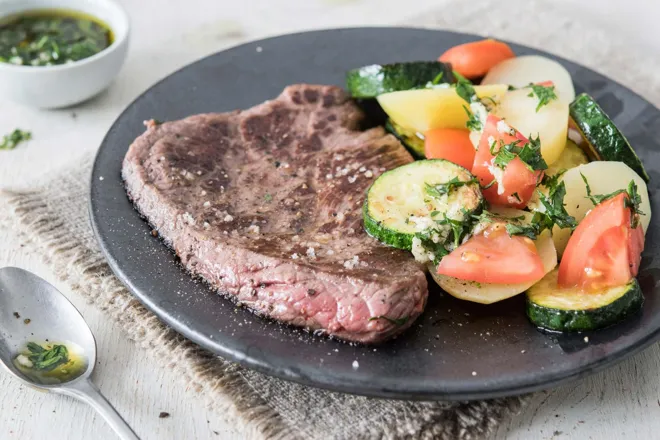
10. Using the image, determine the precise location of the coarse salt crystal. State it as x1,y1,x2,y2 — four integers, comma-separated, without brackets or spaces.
359,166,366,172
201,190,207,196
203,222,211,230
306,247,316,259
182,212,196,225
203,201,211,207
352,360,359,369
348,175,357,184
247,225,260,234
343,256,359,269
223,214,234,222
291,253,299,260
326,174,333,179
364,170,373,178
99,176,104,181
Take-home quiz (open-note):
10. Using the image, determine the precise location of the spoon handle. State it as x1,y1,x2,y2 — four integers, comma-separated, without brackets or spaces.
59,379,140,440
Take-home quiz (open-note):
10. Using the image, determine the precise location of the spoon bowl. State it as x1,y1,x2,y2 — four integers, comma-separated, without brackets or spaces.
0,267,96,387
0,267,139,440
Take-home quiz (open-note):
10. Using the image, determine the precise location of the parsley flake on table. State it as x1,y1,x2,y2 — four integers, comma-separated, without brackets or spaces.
0,129,31,150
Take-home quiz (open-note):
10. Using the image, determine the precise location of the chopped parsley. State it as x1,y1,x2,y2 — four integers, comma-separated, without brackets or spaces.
25,342,69,371
471,210,525,224
491,136,548,172
264,193,273,202
540,170,566,192
454,71,477,103
464,105,482,131
482,179,496,190
581,174,645,228
369,315,410,326
0,129,31,150
505,223,538,240
431,71,444,85
424,177,479,198
526,83,558,112
506,181,576,240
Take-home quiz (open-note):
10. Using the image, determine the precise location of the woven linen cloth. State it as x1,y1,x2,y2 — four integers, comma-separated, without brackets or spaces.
4,0,660,438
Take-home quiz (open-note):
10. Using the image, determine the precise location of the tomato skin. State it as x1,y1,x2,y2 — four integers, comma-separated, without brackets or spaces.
471,114,542,208
558,193,644,291
439,39,515,79
424,128,475,170
436,223,545,284
629,221,645,276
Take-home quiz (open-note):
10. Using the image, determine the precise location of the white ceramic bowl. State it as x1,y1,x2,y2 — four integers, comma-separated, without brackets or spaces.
0,0,130,108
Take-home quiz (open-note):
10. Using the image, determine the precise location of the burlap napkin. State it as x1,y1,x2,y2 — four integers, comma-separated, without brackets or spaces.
4,1,660,438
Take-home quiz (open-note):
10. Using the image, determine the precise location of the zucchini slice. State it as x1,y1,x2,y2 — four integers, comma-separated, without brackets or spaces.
385,119,425,160
346,62,453,98
363,159,482,250
526,269,644,332
569,93,650,182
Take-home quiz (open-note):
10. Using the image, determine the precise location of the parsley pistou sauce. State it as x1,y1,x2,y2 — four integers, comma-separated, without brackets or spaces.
13,341,87,385
0,9,113,67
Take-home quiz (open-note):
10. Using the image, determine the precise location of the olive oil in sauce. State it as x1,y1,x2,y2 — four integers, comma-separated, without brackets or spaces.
0,9,113,67
13,341,87,385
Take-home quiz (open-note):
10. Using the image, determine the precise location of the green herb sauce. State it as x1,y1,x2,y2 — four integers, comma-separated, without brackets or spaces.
13,341,87,385
0,9,113,67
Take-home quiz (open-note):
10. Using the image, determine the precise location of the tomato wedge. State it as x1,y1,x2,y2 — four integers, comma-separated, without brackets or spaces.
558,193,645,291
472,114,543,208
436,223,545,284
424,128,475,169
438,39,515,79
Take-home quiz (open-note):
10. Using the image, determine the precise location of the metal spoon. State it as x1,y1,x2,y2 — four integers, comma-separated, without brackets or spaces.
0,267,139,440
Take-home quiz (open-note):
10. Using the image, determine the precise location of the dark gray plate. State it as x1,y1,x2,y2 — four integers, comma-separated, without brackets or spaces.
90,28,660,400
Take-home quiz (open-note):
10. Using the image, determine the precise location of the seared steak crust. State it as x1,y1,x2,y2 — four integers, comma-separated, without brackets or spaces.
122,84,427,343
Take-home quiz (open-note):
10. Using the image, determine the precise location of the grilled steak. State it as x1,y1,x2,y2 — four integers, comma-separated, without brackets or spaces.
122,84,428,343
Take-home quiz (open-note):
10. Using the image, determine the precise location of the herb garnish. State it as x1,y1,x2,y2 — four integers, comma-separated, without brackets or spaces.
0,129,31,150
431,71,444,85
464,105,482,131
264,193,273,202
505,181,576,240
454,71,477,103
581,174,645,228
482,179,497,190
540,170,566,192
26,342,69,371
424,177,479,198
369,315,410,326
526,83,558,112
491,136,548,172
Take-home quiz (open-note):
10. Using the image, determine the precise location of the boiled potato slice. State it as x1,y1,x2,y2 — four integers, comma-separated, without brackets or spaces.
494,88,569,165
552,161,651,256
527,139,589,211
376,84,508,133
482,55,575,102
429,230,557,304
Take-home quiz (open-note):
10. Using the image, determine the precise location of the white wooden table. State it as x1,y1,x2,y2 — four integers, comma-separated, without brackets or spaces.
1,1,659,439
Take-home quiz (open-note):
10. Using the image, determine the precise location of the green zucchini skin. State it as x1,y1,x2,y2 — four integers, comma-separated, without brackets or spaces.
363,159,482,250
346,62,454,98
569,93,650,182
385,119,425,160
363,201,413,249
526,274,644,332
